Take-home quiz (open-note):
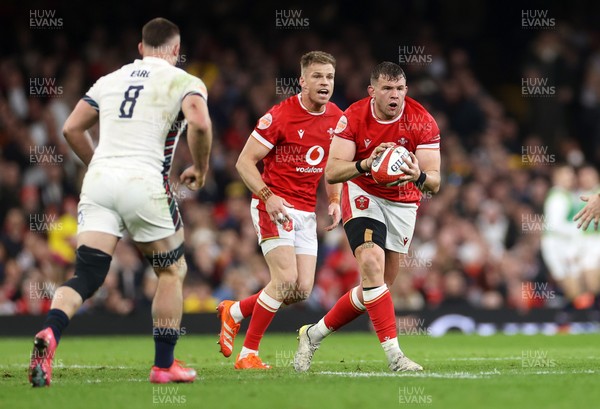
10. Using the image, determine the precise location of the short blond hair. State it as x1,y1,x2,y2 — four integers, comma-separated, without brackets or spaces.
300,51,336,74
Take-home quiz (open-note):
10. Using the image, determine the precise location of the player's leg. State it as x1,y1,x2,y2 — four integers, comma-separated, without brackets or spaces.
218,199,295,361
285,211,318,304
134,229,195,383
217,199,269,357
583,238,600,310
285,254,316,303
29,181,123,387
235,244,297,369
302,251,402,344
119,172,195,382
543,237,580,325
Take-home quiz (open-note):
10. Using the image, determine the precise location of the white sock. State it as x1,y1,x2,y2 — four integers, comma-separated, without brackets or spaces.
239,346,258,359
257,290,283,311
362,284,388,303
381,337,403,362
350,286,366,311
308,318,332,343
230,301,244,324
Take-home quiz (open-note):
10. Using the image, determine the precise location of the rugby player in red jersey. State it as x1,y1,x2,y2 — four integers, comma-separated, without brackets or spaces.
295,61,441,372
217,51,343,369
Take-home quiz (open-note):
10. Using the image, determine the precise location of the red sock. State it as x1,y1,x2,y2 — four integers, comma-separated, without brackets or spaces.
364,286,397,342
243,291,282,351
323,287,366,331
239,292,260,318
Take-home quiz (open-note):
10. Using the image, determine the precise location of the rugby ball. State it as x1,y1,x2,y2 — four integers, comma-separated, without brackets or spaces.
370,145,411,185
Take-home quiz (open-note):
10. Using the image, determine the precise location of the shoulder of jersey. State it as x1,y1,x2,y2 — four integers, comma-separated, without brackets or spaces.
346,97,371,113
404,96,433,119
342,97,371,120
326,101,344,116
270,95,297,116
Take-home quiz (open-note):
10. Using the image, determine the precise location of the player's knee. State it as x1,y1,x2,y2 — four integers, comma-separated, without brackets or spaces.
296,278,314,300
62,245,112,301
285,280,313,304
156,257,187,281
147,244,186,280
273,272,299,299
357,245,384,278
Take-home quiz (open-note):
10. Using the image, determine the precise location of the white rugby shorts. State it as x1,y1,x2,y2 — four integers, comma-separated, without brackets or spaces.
342,181,417,254
77,166,182,242
250,198,317,256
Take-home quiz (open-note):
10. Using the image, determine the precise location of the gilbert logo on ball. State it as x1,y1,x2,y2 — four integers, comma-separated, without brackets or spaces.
371,145,411,185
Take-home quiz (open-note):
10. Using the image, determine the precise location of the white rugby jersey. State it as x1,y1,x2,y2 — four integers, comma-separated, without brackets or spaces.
83,56,207,176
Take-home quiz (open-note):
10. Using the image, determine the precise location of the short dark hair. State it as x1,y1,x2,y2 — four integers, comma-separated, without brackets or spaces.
370,62,406,84
300,51,336,74
142,18,180,47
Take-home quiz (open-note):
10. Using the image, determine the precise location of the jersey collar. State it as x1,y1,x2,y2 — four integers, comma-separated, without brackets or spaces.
370,98,404,124
297,94,327,116
140,56,172,66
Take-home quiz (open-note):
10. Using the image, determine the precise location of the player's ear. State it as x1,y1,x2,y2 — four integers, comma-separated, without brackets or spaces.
299,76,308,93
173,42,180,57
367,84,375,97
138,42,144,57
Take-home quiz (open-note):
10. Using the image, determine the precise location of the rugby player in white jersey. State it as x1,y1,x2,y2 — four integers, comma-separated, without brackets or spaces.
28,18,212,386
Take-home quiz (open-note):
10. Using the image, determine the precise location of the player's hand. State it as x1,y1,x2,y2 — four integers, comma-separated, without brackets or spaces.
324,202,341,231
574,194,600,231
365,142,396,169
265,195,294,224
180,165,206,190
388,151,420,187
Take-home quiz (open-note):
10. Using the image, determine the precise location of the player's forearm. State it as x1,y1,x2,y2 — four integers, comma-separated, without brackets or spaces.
235,155,268,196
420,170,440,194
325,157,366,184
63,129,95,166
183,94,212,173
325,181,342,201
187,123,212,173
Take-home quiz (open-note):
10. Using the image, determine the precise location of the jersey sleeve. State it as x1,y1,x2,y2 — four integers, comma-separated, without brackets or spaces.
83,77,103,112
544,191,578,236
416,113,440,150
250,106,281,150
333,114,354,142
181,75,208,102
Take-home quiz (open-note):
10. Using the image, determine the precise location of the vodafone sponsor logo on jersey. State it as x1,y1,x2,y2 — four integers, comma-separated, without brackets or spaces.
275,144,325,173
297,145,325,172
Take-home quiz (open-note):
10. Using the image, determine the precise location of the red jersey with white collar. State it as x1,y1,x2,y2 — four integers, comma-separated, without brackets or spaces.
251,94,343,212
335,96,440,203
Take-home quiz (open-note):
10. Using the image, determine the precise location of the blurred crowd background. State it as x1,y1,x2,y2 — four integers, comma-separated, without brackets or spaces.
1,0,599,317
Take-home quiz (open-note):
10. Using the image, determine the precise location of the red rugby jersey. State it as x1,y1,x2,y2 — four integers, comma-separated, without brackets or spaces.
251,94,343,211
335,96,440,203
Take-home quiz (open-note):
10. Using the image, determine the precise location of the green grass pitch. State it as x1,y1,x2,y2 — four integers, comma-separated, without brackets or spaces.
1,333,599,408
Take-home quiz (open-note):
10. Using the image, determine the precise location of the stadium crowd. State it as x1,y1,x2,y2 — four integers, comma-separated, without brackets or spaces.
1,1,599,316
